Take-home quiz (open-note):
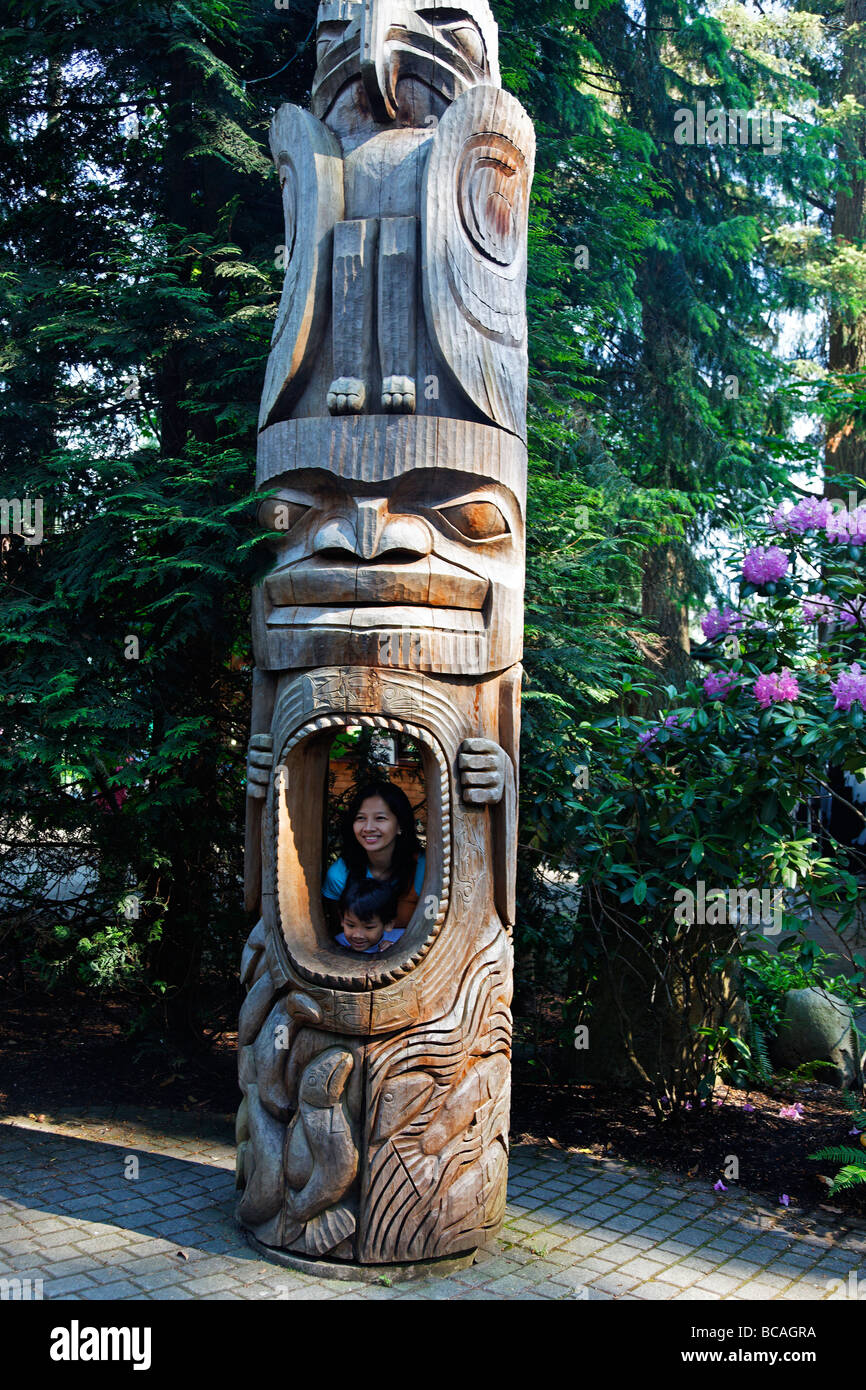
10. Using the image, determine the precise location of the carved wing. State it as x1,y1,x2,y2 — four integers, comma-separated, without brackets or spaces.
422,86,535,441
259,105,344,430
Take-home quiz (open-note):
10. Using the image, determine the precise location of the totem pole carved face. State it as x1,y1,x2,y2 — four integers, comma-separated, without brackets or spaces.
255,450,525,676
312,0,501,124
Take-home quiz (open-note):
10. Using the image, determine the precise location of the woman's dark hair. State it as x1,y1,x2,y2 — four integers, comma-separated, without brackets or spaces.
338,878,401,928
341,780,421,893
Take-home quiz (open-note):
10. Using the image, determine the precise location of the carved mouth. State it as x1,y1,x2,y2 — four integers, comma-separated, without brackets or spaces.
266,605,484,636
265,558,488,610
267,713,451,991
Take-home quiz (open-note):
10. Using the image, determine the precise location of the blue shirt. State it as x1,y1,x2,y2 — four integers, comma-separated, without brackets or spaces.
335,928,405,955
323,852,426,901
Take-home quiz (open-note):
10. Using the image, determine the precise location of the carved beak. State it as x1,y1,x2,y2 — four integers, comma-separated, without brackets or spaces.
361,0,398,121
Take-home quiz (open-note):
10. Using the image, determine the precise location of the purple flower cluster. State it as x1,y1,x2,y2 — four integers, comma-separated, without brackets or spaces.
771,497,831,533
701,605,741,640
831,663,866,713
802,596,865,627
802,597,835,624
839,602,864,628
771,496,866,544
742,546,789,585
826,506,866,545
754,669,800,708
703,671,737,700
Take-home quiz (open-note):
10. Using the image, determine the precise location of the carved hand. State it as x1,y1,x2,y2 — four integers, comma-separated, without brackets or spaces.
458,738,507,806
247,734,274,800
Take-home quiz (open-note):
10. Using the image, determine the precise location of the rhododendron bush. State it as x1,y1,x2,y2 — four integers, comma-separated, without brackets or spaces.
564,487,866,1108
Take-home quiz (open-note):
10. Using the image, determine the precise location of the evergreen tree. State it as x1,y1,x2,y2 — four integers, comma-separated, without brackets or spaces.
0,0,317,1038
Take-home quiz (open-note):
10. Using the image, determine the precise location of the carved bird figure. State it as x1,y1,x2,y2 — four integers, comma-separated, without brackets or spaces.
259,0,534,441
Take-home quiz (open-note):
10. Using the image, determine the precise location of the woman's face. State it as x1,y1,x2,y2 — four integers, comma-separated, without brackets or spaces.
353,795,400,858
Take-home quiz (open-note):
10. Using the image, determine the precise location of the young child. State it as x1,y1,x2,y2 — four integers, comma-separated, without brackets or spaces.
336,878,405,955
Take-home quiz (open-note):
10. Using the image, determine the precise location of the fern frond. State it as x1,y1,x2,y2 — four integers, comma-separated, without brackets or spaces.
750,1019,773,1084
826,1165,866,1193
809,1146,865,1167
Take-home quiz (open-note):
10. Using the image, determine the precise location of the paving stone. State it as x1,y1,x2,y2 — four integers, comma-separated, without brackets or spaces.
587,1271,641,1296
579,1256,620,1275
660,1263,703,1288
182,1273,240,1295
558,1236,607,1257
647,1214,690,1233
41,1257,97,1280
782,1282,830,1300
686,1256,723,1273
90,1278,148,1299
634,1280,683,1300
694,1271,746,1295
71,1233,130,1255
618,1257,668,1279
128,1270,187,1292
42,1274,99,1297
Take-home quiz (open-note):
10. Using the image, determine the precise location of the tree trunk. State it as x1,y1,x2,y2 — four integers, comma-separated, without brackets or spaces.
826,0,866,485
641,543,693,693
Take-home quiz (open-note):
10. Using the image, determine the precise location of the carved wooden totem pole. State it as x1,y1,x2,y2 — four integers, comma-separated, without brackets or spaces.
237,0,534,1271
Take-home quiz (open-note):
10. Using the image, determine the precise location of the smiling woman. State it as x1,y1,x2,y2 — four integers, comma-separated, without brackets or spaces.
323,773,427,948
322,724,427,925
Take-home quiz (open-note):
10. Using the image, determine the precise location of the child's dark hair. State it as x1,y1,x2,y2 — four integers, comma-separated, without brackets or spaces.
341,781,421,893
339,877,401,928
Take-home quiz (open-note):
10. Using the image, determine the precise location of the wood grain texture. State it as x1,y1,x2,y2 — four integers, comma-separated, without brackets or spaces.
238,0,532,1268
329,218,378,414
422,85,535,440
259,105,344,431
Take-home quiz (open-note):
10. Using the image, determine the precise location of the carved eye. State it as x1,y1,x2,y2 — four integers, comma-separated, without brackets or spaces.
439,500,508,540
444,22,484,67
420,11,486,68
257,498,310,536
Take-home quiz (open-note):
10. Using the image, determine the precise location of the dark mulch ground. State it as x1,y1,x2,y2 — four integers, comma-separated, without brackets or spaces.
511,1078,866,1219
2,986,864,1218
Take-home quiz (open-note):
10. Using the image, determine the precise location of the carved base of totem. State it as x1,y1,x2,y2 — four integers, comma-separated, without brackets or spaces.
237,666,515,1268
244,1233,481,1284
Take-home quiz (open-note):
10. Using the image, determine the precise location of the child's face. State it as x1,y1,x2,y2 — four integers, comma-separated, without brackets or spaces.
340,908,387,952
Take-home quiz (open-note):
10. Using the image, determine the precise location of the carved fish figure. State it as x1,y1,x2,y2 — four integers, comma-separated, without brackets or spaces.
284,1047,359,1234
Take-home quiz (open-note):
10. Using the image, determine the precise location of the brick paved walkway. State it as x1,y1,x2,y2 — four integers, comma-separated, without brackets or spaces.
1,1109,864,1300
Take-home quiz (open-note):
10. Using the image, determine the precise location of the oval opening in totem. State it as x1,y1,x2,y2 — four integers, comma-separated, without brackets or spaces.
272,717,448,987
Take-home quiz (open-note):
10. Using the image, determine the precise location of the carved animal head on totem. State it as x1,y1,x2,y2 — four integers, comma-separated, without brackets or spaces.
254,432,525,677
312,0,500,127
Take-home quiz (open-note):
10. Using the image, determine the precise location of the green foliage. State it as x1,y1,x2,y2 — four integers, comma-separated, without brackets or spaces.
546,485,866,1101
741,941,866,1040
811,1096,866,1195
0,0,314,1037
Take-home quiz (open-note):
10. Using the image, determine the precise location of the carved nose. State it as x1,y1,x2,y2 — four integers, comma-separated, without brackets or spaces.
314,502,432,561
360,0,398,121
